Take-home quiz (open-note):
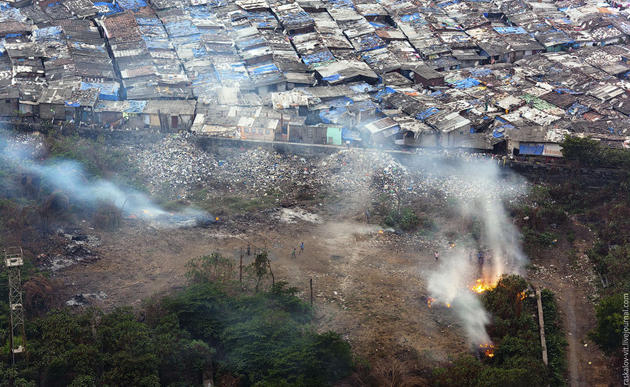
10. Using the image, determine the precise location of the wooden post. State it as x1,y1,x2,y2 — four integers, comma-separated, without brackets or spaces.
310,278,313,306
535,288,549,366
239,248,243,285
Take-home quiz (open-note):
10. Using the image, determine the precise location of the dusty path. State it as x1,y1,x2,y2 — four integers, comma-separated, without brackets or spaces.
530,236,615,387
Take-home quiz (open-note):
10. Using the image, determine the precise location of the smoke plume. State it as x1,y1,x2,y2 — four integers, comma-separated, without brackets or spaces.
418,154,528,346
0,131,210,227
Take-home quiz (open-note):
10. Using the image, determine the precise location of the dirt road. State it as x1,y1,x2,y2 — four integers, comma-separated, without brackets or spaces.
529,236,615,387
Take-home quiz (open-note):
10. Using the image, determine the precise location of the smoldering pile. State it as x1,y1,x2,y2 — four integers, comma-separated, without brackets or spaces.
36,228,101,271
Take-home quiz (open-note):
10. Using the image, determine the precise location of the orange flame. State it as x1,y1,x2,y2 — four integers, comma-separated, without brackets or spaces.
479,343,495,358
518,291,526,301
470,279,496,294
427,297,435,308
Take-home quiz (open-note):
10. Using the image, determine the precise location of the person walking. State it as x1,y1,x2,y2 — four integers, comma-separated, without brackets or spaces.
247,242,251,256
300,241,304,254
292,247,296,259
434,251,439,261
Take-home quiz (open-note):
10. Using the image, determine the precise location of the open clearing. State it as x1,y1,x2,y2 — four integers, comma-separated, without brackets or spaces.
56,213,468,366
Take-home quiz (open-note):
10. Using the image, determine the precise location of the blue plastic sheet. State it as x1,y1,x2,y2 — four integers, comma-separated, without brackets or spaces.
416,107,439,121
519,143,544,155
116,0,147,10
448,78,480,89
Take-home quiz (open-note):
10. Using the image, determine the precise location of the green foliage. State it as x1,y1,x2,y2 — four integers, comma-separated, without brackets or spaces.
432,276,566,387
541,289,568,386
523,228,558,248
384,207,419,231
561,136,630,169
252,250,272,292
44,133,138,181
590,293,626,355
1,264,352,387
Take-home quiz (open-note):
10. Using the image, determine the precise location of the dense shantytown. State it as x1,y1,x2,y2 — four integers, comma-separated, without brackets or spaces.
1,0,630,156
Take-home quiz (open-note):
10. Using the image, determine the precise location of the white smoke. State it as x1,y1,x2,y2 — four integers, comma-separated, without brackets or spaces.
0,132,210,227
421,154,528,346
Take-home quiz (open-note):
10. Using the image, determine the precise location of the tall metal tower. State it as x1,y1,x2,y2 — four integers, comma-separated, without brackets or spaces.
5,247,26,365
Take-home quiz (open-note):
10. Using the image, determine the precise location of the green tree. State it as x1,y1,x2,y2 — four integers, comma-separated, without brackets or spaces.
591,293,626,354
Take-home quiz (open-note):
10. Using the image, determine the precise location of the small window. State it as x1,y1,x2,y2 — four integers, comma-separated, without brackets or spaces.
265,129,271,135
244,128,249,133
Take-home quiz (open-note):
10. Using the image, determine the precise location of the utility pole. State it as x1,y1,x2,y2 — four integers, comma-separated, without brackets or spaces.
239,248,243,285
5,247,26,366
310,278,313,306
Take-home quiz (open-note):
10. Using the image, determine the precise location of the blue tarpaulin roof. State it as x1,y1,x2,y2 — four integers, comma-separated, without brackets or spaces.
301,51,334,66
519,143,544,155
33,26,63,41
469,68,492,77
448,77,480,89
494,26,527,34
93,2,123,16
567,102,588,116
249,63,278,75
81,81,120,100
416,107,439,121
374,87,396,101
136,17,161,26
437,0,461,8
342,128,362,142
116,0,147,10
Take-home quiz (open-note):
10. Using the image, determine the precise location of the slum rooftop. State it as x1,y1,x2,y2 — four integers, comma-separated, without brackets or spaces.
1,0,630,156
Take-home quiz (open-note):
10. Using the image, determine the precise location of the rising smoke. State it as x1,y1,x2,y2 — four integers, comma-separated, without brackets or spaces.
416,154,528,346
0,131,210,227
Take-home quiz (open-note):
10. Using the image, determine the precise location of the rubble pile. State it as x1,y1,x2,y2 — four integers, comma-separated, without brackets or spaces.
207,150,320,195
128,137,326,198
127,137,217,196
127,137,527,209
319,150,411,197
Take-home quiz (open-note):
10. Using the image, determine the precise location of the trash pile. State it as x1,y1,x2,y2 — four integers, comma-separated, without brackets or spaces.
37,228,101,271
318,150,411,197
127,137,217,197
127,137,528,209
66,291,108,307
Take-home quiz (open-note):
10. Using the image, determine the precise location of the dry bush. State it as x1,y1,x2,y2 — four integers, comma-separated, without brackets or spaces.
371,357,428,387
23,276,62,316
93,201,122,230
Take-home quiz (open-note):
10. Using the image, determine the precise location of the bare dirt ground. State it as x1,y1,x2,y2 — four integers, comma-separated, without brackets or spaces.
56,212,468,371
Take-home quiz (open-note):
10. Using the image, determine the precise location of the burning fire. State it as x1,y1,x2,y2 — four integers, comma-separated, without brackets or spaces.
426,297,450,308
479,343,495,358
518,291,526,301
470,279,496,294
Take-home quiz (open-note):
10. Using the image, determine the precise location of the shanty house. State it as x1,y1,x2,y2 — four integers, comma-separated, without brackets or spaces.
142,100,196,130
403,64,445,87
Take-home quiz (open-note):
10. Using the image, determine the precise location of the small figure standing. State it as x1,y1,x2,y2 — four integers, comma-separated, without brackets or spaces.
300,241,304,254
434,251,439,261
247,242,251,256
365,209,370,223
478,251,484,266
292,247,296,259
